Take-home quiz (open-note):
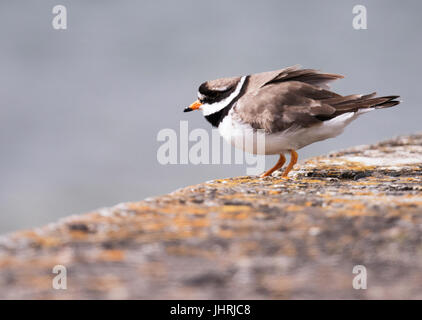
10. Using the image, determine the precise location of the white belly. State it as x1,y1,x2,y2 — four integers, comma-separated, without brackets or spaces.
218,110,370,155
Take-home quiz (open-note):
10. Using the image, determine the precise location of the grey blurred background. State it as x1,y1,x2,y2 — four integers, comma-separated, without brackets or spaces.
0,0,421,234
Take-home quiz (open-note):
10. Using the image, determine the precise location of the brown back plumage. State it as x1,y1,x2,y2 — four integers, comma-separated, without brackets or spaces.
235,66,400,133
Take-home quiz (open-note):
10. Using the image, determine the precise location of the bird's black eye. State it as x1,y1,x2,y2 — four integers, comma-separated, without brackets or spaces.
197,92,205,104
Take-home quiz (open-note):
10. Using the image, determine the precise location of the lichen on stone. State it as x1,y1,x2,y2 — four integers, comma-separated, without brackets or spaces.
0,134,422,299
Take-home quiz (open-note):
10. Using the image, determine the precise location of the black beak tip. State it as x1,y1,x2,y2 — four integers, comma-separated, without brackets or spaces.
183,107,192,113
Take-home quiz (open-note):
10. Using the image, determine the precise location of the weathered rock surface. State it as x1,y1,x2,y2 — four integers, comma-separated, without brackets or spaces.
1,134,422,299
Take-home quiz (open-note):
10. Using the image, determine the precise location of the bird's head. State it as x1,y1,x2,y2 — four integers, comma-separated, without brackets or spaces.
184,76,245,117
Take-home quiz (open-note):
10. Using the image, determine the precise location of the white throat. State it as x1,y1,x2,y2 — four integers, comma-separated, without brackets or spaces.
201,76,246,116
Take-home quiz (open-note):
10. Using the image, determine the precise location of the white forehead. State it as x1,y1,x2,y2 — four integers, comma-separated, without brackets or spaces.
197,92,206,101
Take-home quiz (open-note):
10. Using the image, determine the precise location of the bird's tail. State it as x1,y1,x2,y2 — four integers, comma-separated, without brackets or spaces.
325,93,400,117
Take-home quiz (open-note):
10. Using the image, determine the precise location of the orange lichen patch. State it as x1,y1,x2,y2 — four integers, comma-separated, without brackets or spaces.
268,190,281,195
85,214,131,226
171,216,210,230
342,209,370,217
320,198,373,217
399,194,422,199
218,229,234,238
218,211,251,220
159,205,209,215
285,204,306,212
322,197,351,204
206,177,258,188
353,191,375,196
187,218,210,228
68,230,89,240
353,181,380,186
230,176,256,182
138,221,168,232
166,246,217,259
392,200,422,208
235,212,252,220
38,236,63,247
13,230,62,248
301,179,326,184
402,177,420,182
219,205,253,213
322,196,374,205
126,203,157,212
97,249,125,262
349,203,366,211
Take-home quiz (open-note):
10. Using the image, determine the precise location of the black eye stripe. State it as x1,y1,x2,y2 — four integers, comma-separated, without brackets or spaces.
198,85,237,104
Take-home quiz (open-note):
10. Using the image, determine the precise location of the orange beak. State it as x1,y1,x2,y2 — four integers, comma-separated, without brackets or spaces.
184,100,202,112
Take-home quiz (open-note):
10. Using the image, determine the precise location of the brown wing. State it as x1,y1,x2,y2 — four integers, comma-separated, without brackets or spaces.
235,67,400,133
235,81,339,132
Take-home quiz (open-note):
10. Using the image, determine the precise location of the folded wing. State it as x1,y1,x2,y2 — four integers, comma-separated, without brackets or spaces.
235,66,400,133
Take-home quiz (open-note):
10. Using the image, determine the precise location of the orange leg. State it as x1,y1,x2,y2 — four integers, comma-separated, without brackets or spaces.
260,154,286,177
282,150,298,178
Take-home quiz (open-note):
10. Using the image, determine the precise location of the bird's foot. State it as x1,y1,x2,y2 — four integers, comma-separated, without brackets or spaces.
259,172,272,178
